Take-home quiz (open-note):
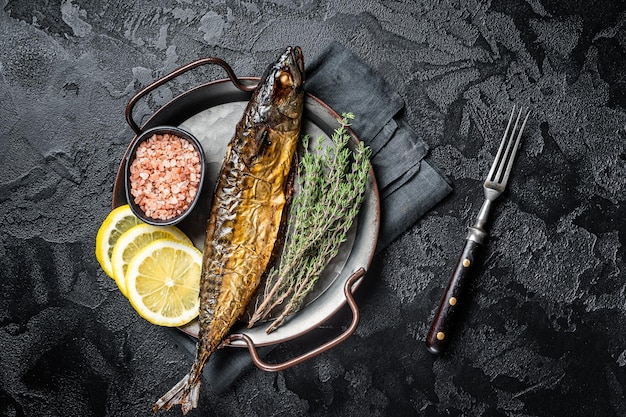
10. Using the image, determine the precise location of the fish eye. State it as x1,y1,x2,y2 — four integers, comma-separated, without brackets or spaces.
278,72,292,86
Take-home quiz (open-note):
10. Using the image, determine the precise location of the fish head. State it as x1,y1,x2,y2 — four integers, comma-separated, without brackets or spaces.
256,46,305,126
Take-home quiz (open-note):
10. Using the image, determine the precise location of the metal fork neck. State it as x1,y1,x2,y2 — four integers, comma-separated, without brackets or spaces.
467,199,492,244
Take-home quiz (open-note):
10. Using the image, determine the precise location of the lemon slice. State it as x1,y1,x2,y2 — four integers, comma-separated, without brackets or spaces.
111,223,192,296
96,205,142,278
125,239,202,327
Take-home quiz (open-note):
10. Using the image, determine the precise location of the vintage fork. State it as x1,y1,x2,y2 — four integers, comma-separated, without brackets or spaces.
426,106,530,355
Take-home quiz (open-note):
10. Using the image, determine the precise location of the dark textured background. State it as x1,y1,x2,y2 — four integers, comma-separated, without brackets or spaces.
1,1,625,416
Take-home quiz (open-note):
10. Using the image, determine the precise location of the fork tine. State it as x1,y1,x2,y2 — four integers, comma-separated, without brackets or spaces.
487,106,529,185
494,108,523,183
500,109,530,185
487,106,517,182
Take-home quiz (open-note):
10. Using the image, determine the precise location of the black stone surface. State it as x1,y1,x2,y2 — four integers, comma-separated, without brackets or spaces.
2,1,625,416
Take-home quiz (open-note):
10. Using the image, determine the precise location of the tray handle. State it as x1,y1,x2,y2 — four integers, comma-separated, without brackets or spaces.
125,57,256,134
225,268,366,372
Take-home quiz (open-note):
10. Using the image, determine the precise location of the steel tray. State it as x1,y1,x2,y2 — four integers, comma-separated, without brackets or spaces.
112,57,380,371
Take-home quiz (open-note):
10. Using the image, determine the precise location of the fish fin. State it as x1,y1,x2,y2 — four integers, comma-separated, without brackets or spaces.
152,373,201,415
241,127,270,167
257,128,271,155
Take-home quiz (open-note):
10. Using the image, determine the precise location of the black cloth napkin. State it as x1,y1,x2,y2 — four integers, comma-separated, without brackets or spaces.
166,41,452,392
305,41,452,250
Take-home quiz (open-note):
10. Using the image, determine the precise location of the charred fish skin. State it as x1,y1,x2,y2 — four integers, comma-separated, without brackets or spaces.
153,46,304,414
199,44,304,358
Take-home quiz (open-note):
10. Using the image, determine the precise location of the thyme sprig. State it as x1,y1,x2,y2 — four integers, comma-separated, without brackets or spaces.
249,113,371,333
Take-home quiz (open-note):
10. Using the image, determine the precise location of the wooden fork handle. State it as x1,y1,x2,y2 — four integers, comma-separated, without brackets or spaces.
426,236,483,355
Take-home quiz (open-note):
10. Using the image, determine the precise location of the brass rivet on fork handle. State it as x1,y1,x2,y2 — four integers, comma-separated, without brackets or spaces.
425,106,530,355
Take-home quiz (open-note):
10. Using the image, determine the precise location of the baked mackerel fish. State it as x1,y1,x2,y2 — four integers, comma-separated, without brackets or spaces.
154,46,305,414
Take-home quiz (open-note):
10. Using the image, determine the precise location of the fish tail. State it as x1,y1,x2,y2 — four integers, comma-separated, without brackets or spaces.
152,372,201,415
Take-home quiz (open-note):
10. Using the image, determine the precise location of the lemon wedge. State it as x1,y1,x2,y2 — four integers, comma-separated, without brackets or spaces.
111,223,192,296
125,239,202,327
95,205,142,278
